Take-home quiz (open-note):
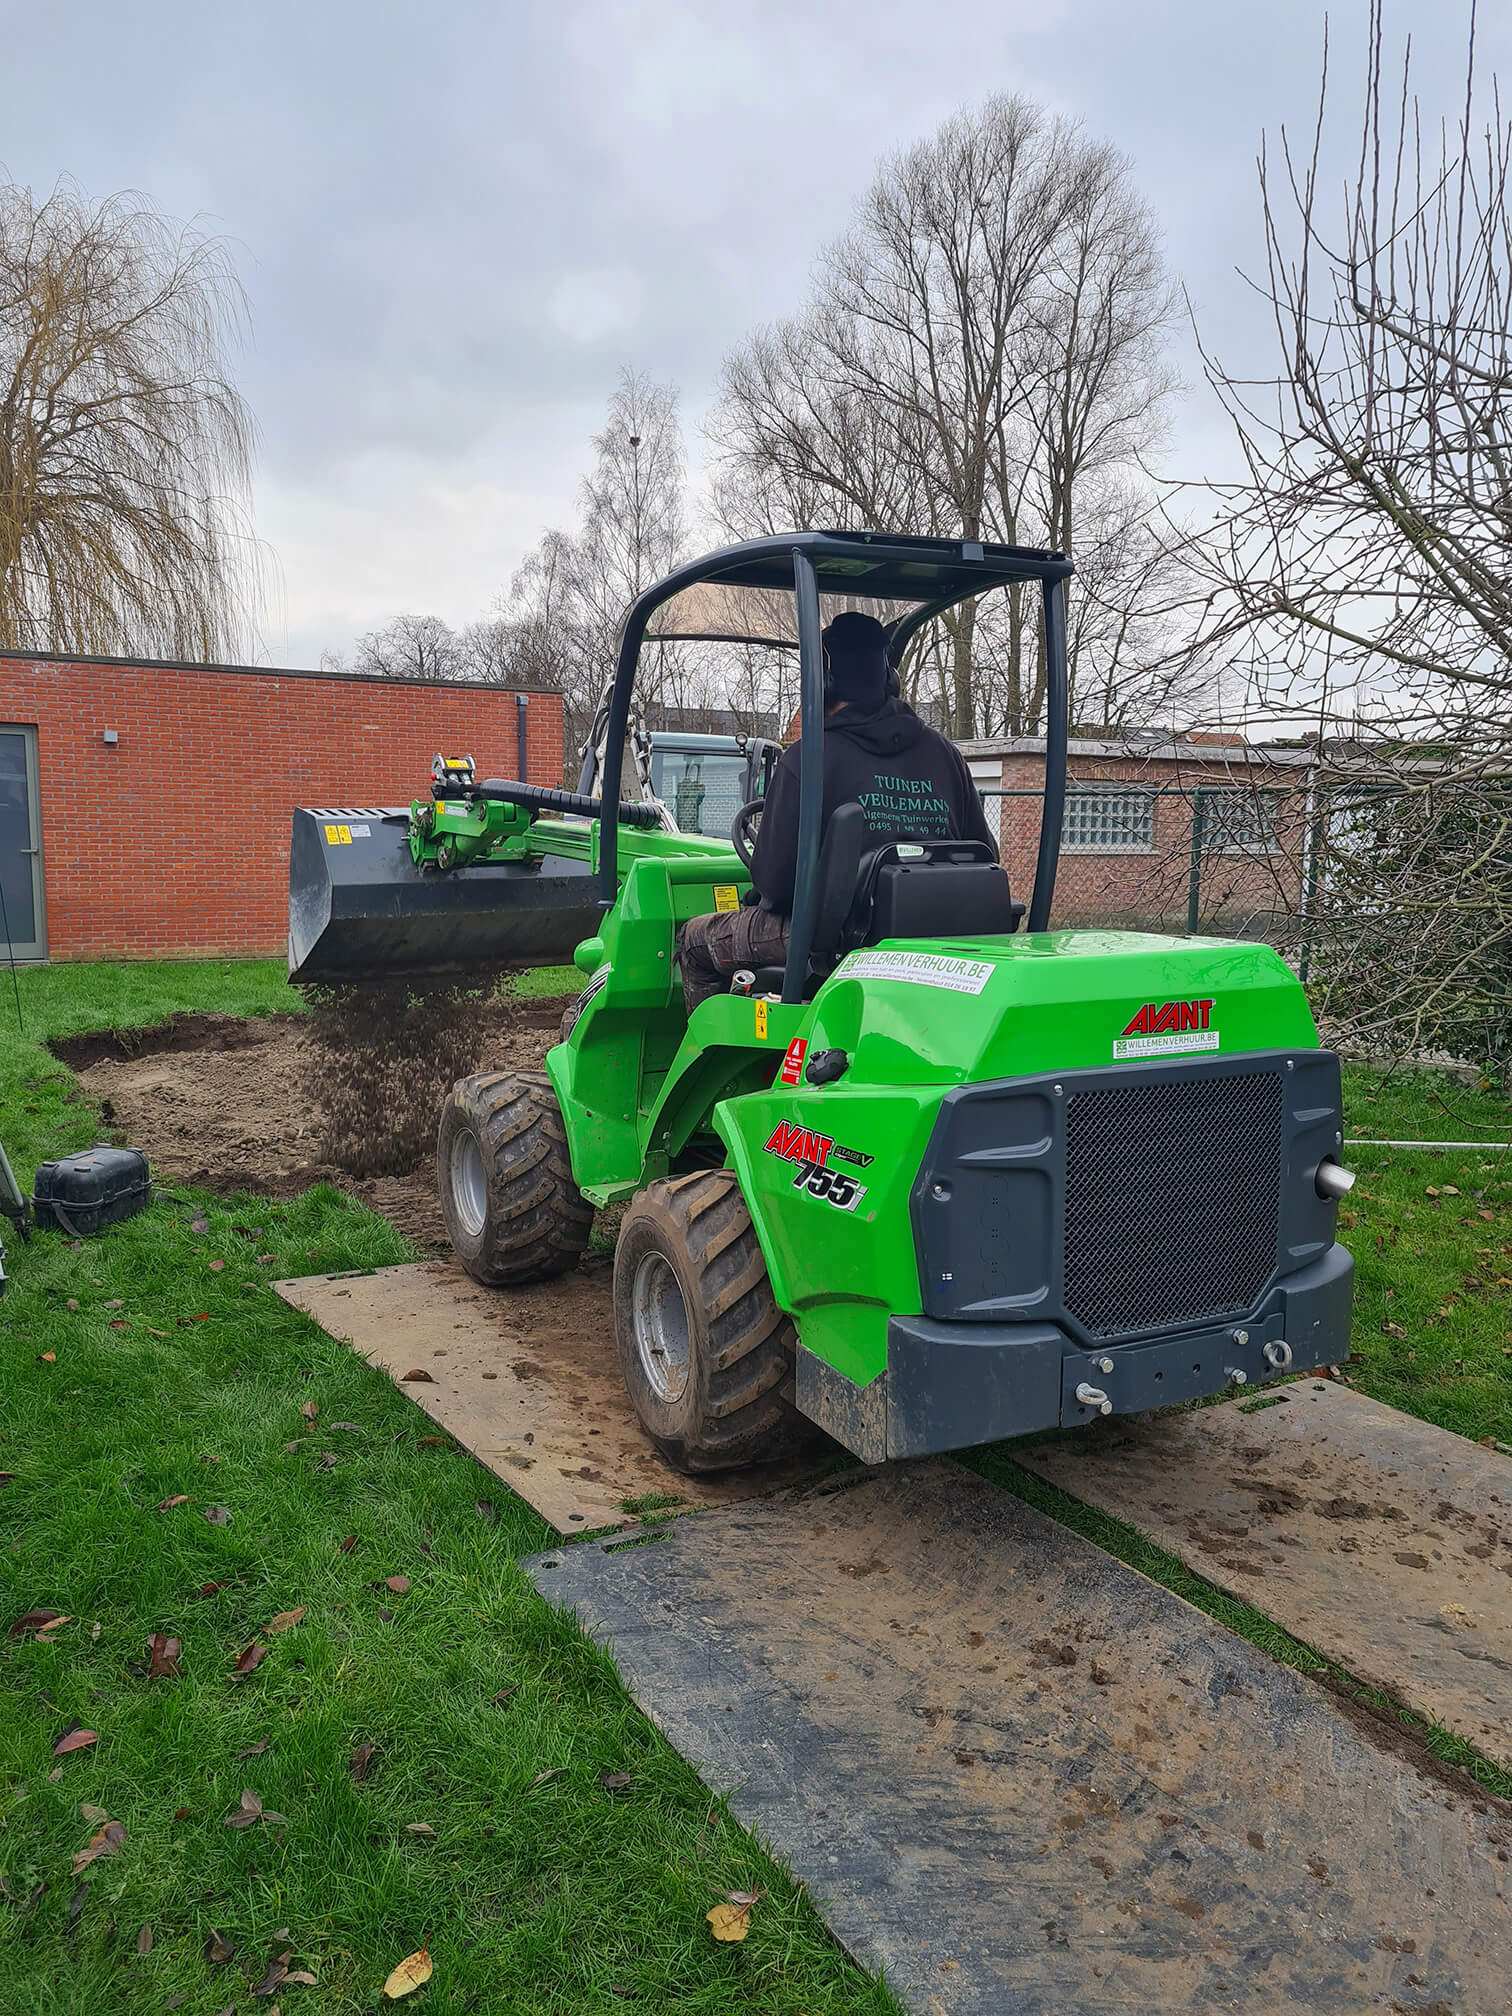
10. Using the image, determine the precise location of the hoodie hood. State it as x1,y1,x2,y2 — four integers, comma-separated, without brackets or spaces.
827,695,928,757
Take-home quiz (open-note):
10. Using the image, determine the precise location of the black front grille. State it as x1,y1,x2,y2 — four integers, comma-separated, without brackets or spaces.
1063,1071,1283,1340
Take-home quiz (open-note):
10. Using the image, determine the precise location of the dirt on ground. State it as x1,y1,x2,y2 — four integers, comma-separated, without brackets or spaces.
52,994,571,1252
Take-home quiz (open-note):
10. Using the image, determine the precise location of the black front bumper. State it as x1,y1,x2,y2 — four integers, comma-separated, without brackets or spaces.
796,1244,1354,1465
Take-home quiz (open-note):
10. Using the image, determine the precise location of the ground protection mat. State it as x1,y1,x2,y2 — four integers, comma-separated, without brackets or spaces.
525,1460,1512,2016
1017,1382,1512,1774
272,1261,827,1531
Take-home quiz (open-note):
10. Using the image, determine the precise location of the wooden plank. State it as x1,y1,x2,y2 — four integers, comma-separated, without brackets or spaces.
1016,1381,1512,1771
526,1460,1512,2016
272,1260,826,1532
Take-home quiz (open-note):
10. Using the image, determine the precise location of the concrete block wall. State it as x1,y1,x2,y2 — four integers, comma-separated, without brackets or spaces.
0,654,564,961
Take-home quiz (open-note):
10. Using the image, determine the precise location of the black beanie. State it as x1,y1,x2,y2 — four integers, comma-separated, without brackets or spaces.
822,611,889,705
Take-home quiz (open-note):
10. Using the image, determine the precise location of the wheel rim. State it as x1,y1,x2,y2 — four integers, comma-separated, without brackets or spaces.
631,1251,692,1404
450,1128,488,1239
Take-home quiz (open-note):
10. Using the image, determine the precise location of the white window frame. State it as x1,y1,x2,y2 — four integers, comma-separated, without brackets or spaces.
1061,786,1156,855
1201,787,1284,856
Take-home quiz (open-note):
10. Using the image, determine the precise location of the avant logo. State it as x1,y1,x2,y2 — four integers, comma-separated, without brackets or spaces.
766,1121,834,1168
1121,998,1214,1037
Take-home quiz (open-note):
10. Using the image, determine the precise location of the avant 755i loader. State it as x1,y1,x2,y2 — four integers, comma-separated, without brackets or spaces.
288,531,1354,1472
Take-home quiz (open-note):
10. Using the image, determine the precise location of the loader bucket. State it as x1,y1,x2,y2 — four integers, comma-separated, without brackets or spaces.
287,807,602,986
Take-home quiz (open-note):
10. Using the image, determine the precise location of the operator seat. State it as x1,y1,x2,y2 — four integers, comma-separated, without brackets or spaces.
753,801,1024,997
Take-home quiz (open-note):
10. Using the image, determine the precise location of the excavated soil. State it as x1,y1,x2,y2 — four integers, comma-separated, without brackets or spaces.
53,996,572,1252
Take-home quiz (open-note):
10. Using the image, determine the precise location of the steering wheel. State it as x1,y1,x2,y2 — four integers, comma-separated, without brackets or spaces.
731,798,764,870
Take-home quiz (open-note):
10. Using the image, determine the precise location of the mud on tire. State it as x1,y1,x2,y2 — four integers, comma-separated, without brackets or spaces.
613,1170,805,1474
437,1069,592,1286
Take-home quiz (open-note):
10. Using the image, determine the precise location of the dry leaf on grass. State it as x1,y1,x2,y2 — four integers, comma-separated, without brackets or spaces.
598,1772,632,1793
338,1534,358,1554
194,1579,233,1598
251,1950,290,1996
71,1820,125,1873
382,1948,433,1999
135,1923,153,1956
208,1259,225,1272
10,1609,66,1639
349,1742,376,1780
204,1929,236,1963
225,1789,264,1830
147,1632,182,1680
232,1642,267,1678
404,1822,436,1838
706,1901,753,1942
53,1725,97,1756
157,1495,192,1511
384,1576,410,1595
267,1607,306,1634
80,1803,108,1822
529,1769,563,1788
238,1739,270,1759
203,1505,231,1526
190,1217,210,1234
301,1401,318,1424
37,1351,55,1363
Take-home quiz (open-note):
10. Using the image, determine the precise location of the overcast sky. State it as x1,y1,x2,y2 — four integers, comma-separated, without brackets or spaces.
5,0,1503,666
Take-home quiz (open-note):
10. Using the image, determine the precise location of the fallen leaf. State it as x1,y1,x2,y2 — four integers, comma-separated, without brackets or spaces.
238,1739,270,1759
475,1500,495,1520
404,1822,436,1838
190,1217,210,1233
530,1768,563,1787
267,1607,307,1634
135,1923,153,1956
706,1901,753,1942
172,1805,191,1822
349,1742,376,1781
147,1632,182,1680
491,1686,517,1708
35,1614,72,1639
65,1882,89,1928
10,1609,65,1639
204,1929,236,1963
598,1772,632,1792
419,1435,449,1448
285,1971,319,1986
204,1505,231,1526
385,1576,410,1595
148,1328,170,1338
209,1259,226,1272
330,1421,361,1432
194,1579,232,1598
252,1949,291,1995
338,1534,358,1554
383,1948,433,1999
231,1642,267,1678
225,1788,264,1830
724,1888,765,1906
102,1298,124,1310
157,1494,191,1511
53,1726,97,1756
399,1368,435,1383
1442,1185,1461,1196
71,1819,126,1872
301,1401,318,1423
37,1352,55,1363
1381,1321,1408,1339
80,1802,108,1822
316,1451,337,1471
376,1606,394,1623
1426,1185,1440,1197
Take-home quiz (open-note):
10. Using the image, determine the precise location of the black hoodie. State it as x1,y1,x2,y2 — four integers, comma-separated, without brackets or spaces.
749,698,997,914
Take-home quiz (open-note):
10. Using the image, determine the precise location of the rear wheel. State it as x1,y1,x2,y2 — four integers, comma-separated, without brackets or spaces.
437,1069,592,1285
614,1171,805,1473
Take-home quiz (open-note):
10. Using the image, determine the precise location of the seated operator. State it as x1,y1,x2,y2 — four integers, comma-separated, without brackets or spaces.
676,611,998,1012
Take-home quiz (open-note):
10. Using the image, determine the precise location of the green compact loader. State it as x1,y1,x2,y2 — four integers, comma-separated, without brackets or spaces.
288,531,1354,1471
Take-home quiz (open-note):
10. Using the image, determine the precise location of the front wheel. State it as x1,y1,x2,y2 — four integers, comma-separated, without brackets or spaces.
614,1171,806,1473
437,1069,592,1285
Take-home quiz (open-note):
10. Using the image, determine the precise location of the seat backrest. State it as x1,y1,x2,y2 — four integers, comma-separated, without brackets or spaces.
810,802,867,961
846,838,1023,949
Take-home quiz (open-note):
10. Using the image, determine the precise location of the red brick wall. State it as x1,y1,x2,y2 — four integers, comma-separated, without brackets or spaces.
990,751,1306,933
0,654,564,961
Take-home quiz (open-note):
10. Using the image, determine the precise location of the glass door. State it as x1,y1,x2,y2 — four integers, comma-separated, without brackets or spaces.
0,726,45,961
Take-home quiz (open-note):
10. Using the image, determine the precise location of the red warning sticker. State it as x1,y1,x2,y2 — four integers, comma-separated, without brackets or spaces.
778,1038,808,1087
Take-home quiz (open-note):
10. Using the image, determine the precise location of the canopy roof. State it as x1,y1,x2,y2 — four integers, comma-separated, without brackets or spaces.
642,531,1073,646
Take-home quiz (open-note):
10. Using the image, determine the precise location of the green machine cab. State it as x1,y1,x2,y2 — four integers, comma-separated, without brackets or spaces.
294,530,1355,1472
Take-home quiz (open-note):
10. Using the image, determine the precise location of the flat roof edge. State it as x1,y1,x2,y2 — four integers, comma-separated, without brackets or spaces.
0,648,558,697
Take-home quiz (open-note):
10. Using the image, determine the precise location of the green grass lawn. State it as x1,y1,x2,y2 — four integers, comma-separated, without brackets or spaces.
0,962,894,2015
2,961,1509,2010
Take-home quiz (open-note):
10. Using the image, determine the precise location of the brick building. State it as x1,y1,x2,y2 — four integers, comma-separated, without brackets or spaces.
964,732,1316,938
0,653,563,963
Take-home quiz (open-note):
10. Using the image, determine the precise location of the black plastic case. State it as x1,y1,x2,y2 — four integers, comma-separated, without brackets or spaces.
32,1146,152,1236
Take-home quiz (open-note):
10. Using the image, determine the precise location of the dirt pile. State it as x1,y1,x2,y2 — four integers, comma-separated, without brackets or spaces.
54,998,568,1252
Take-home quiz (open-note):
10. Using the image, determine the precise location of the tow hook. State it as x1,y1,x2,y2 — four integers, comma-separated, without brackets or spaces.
1262,1339,1293,1373
1075,1382,1113,1416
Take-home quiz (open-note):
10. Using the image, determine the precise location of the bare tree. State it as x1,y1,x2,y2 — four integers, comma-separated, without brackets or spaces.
0,179,259,658
709,95,1180,737
1185,1,1512,1080
573,368,687,696
336,611,469,681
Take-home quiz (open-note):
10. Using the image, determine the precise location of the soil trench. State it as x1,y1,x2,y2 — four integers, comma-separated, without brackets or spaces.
54,998,571,1252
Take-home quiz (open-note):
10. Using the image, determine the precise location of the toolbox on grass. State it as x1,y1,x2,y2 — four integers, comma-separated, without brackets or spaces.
32,1146,152,1237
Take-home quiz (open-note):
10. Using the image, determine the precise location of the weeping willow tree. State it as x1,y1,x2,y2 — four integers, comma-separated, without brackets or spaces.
0,180,260,659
